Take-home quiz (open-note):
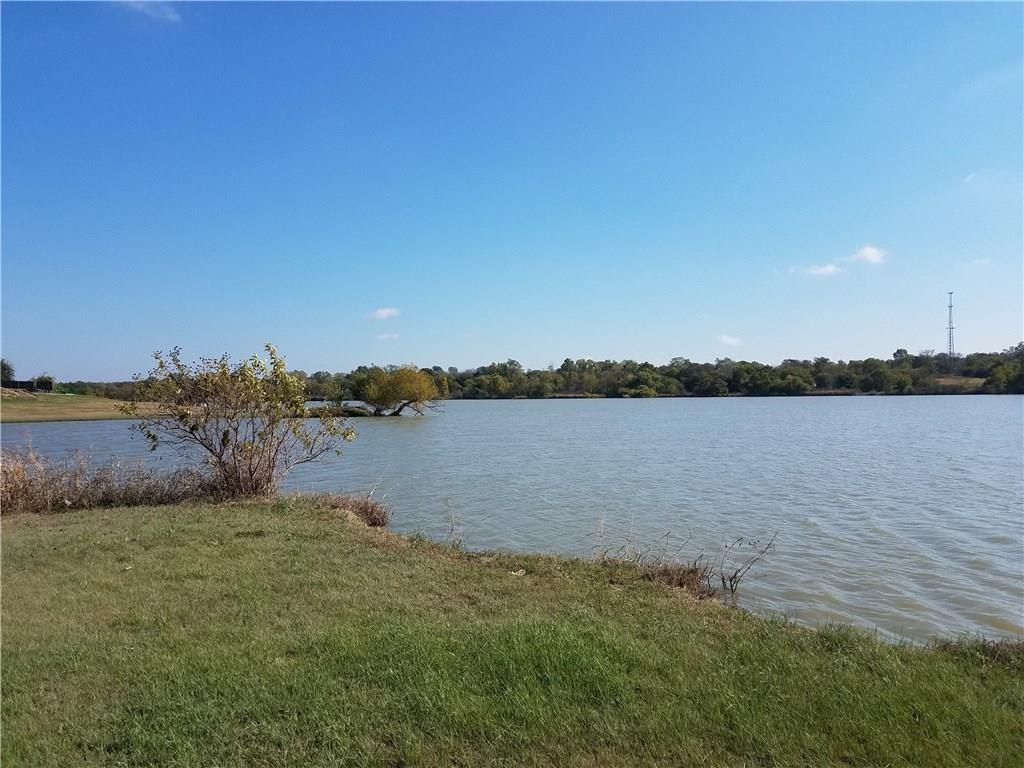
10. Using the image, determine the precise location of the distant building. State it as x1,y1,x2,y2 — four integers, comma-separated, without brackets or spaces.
1,379,53,393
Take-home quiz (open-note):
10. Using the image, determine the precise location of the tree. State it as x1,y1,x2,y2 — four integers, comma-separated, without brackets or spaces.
121,344,354,497
348,365,440,416
775,374,811,395
986,362,1024,394
890,371,913,393
690,370,729,396
427,368,451,399
859,358,891,392
1,359,13,381
833,368,856,389
744,364,775,395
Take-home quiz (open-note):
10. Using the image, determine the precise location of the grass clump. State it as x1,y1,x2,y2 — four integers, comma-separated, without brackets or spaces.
599,533,776,600
0,449,216,514
3,498,1022,767
640,560,717,596
933,635,1024,673
318,491,391,527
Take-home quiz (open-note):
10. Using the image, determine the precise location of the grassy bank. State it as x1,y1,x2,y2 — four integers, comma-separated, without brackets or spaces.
2,499,1022,767
0,391,131,422
0,391,371,423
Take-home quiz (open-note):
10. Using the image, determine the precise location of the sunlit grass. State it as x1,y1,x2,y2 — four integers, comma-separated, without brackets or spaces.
3,498,1022,766
0,392,130,422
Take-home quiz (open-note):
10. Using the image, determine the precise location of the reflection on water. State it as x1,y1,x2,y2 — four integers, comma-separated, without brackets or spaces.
3,395,1022,641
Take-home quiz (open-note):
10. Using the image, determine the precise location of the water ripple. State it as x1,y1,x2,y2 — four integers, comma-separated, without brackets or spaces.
3,395,1022,641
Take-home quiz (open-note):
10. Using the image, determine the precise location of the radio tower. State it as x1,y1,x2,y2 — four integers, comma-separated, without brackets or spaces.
946,291,955,358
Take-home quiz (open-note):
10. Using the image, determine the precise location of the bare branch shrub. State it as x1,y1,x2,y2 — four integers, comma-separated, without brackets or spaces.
444,497,466,549
596,529,777,601
715,533,778,596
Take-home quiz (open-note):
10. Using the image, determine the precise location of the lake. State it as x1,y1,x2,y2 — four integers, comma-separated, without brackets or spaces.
3,395,1022,641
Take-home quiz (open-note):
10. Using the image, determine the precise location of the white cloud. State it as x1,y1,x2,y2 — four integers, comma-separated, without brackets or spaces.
970,257,991,266
376,333,400,341
963,172,977,184
369,307,400,320
848,245,887,264
121,2,181,23
807,264,842,276
718,334,741,346
799,244,886,276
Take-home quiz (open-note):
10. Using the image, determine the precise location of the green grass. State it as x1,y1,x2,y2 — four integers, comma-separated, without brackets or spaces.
3,498,1021,767
0,391,131,422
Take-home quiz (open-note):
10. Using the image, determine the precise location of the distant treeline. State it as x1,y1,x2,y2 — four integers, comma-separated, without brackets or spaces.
54,343,1024,400
55,380,139,400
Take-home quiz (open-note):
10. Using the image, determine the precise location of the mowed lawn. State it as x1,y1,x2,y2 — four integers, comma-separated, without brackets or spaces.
2,499,1022,767
0,391,131,422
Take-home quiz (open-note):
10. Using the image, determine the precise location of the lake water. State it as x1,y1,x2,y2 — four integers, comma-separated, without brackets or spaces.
3,396,1022,642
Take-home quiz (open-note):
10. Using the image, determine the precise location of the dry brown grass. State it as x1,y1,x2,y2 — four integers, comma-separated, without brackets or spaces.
934,376,987,392
596,533,777,601
0,388,36,400
0,392,132,422
0,449,216,515
318,492,391,527
0,450,393,522
640,561,717,597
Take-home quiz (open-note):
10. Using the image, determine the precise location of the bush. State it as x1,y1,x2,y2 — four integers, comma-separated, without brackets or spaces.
121,344,354,498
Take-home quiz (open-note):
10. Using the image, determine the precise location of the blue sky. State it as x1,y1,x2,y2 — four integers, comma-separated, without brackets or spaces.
2,1,1021,380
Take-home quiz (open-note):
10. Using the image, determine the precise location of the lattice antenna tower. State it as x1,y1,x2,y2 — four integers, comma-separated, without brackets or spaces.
946,291,955,358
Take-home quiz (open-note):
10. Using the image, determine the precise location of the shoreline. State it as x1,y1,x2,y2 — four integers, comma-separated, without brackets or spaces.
3,389,1017,425
3,496,1021,765
3,494,1020,646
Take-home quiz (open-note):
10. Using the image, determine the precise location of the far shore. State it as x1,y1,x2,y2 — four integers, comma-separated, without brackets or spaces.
0,392,134,423
0,381,1008,425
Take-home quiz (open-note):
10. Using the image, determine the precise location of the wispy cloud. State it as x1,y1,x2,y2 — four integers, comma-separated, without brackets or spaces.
120,2,181,23
718,334,741,346
953,62,1023,107
368,307,400,320
799,244,885,277
807,264,842,276
376,333,400,341
962,172,977,184
970,257,991,266
848,245,887,264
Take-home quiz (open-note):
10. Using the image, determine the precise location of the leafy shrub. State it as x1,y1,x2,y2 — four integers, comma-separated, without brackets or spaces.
121,344,355,498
